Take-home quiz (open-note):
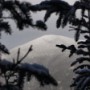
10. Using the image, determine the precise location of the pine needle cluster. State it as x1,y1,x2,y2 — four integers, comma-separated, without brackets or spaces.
0,0,57,90
32,0,90,89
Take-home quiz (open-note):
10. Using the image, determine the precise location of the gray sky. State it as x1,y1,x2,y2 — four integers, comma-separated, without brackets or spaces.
1,0,79,49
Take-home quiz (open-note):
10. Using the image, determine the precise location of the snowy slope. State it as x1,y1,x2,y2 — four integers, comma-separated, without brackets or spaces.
2,35,77,90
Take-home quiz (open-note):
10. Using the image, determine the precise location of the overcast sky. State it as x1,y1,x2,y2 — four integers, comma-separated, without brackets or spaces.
1,0,79,49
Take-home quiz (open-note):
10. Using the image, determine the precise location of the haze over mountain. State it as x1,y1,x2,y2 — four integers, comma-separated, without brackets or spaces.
2,35,77,90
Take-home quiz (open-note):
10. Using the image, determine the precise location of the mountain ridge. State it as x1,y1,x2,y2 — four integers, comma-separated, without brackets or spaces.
2,35,77,90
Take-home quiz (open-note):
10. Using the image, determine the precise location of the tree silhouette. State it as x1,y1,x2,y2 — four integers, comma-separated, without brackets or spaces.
0,0,58,90
2,0,90,89
31,0,90,90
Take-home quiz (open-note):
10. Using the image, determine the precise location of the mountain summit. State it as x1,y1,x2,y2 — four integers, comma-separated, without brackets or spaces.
3,35,77,90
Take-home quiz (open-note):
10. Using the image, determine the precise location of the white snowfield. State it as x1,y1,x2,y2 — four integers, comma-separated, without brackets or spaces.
2,35,77,90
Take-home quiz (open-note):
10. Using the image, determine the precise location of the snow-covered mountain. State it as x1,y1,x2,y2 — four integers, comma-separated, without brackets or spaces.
2,35,77,90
